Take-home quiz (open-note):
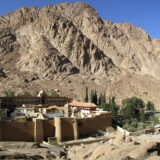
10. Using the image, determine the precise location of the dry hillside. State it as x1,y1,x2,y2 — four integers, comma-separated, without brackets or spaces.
0,3,160,109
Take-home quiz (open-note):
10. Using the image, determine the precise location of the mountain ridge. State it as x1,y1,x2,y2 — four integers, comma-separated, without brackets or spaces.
0,2,160,109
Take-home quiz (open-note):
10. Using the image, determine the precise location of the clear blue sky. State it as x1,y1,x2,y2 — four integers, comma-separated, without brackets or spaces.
0,0,159,39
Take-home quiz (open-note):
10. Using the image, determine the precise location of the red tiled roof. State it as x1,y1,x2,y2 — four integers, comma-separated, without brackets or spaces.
68,101,96,108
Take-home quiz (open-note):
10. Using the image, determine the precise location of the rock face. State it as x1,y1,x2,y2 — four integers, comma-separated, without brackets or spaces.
15,14,115,78
0,3,160,108
67,134,160,160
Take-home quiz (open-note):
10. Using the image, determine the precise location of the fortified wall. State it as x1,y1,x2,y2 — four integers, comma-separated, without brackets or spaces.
55,112,112,142
0,112,111,142
0,119,54,142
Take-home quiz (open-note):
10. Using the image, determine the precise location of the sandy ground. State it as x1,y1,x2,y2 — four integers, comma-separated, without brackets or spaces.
1,133,160,160
66,133,160,160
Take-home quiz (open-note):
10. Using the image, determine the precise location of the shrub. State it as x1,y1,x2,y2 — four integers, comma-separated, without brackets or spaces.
4,90,15,97
50,90,59,97
17,91,33,97
146,101,155,111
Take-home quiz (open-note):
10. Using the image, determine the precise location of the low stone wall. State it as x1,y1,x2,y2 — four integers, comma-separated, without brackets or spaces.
129,128,155,136
117,125,156,137
117,126,130,136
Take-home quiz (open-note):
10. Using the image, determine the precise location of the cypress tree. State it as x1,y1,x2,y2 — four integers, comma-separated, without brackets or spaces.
102,93,106,104
98,93,103,105
84,87,89,102
94,90,98,105
140,109,145,123
146,101,155,111
90,90,94,103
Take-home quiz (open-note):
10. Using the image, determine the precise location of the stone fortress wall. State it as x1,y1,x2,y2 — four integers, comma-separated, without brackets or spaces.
56,112,112,142
0,112,111,142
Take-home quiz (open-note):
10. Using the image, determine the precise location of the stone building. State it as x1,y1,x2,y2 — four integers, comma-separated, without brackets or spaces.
64,101,97,118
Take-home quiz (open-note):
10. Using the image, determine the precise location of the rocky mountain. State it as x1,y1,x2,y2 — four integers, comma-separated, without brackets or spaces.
0,3,160,109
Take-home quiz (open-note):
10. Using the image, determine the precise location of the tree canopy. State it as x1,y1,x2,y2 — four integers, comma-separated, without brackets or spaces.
146,101,155,111
121,97,145,120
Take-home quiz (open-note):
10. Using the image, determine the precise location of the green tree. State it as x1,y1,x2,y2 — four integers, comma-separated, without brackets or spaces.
93,90,98,105
101,93,106,104
121,97,145,120
102,96,119,122
119,97,158,131
140,109,145,123
149,116,159,125
98,93,103,105
109,97,119,121
128,119,138,132
98,93,106,108
90,90,94,103
146,101,155,111
84,87,89,102
121,103,135,120
102,103,110,111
